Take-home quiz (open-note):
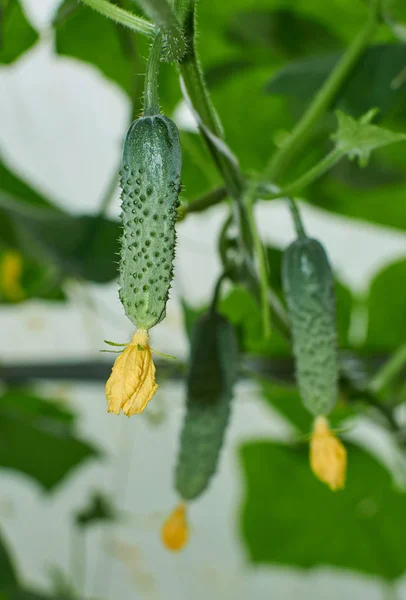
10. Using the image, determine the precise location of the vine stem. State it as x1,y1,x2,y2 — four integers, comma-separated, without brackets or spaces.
266,0,379,182
144,33,162,116
259,148,344,201
287,198,306,239
178,186,228,221
79,0,155,36
369,343,406,395
245,190,272,339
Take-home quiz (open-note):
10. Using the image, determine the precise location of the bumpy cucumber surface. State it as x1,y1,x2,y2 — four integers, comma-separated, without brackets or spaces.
119,115,181,330
175,312,239,501
282,237,338,416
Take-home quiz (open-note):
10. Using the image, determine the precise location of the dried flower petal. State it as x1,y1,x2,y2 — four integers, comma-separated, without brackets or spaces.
0,250,24,302
161,503,189,551
310,416,347,491
105,329,158,416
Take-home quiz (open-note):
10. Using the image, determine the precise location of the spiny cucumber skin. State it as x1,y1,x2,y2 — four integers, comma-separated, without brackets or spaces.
119,115,181,331
282,237,338,416
175,313,239,501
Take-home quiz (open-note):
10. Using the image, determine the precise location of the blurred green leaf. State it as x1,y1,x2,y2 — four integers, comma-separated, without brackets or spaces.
54,1,141,97
220,284,290,357
335,279,353,349
0,160,56,210
0,531,17,587
309,177,406,231
241,441,406,580
364,259,406,351
75,492,116,528
0,391,100,490
332,110,406,167
0,0,38,64
227,8,340,58
382,0,406,41
266,45,406,118
261,380,312,433
0,201,120,284
0,249,65,304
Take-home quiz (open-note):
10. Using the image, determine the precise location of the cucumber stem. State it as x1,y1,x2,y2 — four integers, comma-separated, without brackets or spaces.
144,33,162,116
80,0,155,36
287,197,307,239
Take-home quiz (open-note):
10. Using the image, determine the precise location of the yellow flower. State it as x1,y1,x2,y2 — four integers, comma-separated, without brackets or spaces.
105,329,158,416
0,250,24,302
310,416,347,491
161,503,189,551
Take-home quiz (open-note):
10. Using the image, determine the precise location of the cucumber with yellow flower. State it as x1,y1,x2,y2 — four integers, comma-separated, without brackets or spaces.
282,199,347,491
105,34,181,416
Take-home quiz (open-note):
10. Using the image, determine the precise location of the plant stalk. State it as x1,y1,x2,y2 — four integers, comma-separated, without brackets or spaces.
266,0,379,182
144,33,162,116
80,0,155,36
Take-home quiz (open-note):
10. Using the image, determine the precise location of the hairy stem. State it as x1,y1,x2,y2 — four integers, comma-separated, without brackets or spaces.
266,0,379,182
80,0,155,36
134,0,186,60
144,33,162,116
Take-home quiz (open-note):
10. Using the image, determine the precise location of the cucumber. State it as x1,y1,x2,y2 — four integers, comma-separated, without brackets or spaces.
175,312,239,501
282,236,338,416
119,114,181,331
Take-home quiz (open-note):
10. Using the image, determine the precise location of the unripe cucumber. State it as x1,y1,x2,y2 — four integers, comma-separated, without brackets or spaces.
175,312,239,501
282,237,338,416
119,115,181,330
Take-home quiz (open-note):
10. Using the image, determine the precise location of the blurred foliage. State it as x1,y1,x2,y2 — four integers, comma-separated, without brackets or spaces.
75,491,116,528
0,0,38,64
241,441,406,581
364,259,406,351
0,0,405,592
0,389,99,490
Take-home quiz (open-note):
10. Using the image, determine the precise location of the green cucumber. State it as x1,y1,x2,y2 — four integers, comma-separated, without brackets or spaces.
282,236,338,416
175,312,239,501
119,114,181,330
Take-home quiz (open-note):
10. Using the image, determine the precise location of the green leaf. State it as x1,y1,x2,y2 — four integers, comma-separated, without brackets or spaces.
75,492,116,528
0,160,57,210
0,201,120,284
0,530,17,588
266,45,406,118
260,380,312,433
331,110,406,167
241,441,406,580
219,284,290,357
382,0,406,41
54,1,146,101
364,259,406,352
0,250,66,305
227,8,340,58
0,0,38,64
310,176,406,231
0,390,100,490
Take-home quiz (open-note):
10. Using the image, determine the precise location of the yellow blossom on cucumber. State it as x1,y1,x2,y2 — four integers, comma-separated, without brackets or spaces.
105,329,158,416
0,250,24,302
310,416,347,491
161,503,189,551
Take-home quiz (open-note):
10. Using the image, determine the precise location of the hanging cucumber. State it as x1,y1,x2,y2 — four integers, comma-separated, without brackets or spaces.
106,35,181,418
118,34,181,331
175,310,239,501
282,200,338,417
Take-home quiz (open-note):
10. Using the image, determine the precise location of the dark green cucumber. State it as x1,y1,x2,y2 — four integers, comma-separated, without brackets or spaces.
175,312,239,501
119,115,181,330
282,236,338,416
